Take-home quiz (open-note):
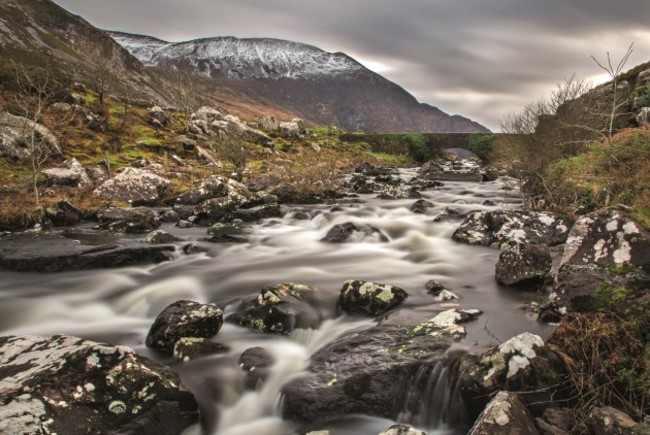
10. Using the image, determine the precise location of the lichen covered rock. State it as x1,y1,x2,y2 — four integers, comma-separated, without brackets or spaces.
460,333,565,417
379,424,427,435
227,283,323,334
452,210,570,250
554,210,650,307
0,335,198,435
468,391,540,435
339,280,408,317
172,337,228,362
97,207,160,233
94,167,170,205
146,300,223,353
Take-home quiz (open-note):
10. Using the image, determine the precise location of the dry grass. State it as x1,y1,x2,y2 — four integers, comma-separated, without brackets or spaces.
548,312,649,432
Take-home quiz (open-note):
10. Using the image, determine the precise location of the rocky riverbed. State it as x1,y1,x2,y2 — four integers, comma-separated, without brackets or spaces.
1,163,648,435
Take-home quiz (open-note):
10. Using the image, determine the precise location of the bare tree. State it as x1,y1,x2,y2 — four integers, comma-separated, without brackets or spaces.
89,48,117,106
9,62,65,208
590,43,634,206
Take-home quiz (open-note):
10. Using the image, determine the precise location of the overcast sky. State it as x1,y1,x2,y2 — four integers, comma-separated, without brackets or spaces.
55,0,650,131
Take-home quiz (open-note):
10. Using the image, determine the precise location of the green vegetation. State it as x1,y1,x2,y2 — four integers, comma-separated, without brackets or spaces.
468,133,494,160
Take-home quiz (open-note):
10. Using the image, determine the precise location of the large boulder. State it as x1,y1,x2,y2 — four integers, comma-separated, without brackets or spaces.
192,106,223,123
279,121,301,139
377,185,421,200
0,112,62,160
224,115,273,146
460,333,565,417
452,210,570,250
468,391,540,435
227,283,324,334
146,300,223,354
321,222,389,243
94,167,170,206
379,425,427,435
0,335,198,434
339,280,408,317
282,309,481,423
259,115,280,131
554,210,650,307
495,244,552,287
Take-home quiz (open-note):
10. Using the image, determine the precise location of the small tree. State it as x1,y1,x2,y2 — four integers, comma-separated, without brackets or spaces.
10,62,66,208
89,48,117,106
590,43,634,206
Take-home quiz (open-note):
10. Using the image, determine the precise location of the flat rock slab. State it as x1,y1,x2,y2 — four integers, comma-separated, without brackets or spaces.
0,232,175,272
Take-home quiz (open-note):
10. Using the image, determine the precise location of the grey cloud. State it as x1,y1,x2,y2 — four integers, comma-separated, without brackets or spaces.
54,0,650,130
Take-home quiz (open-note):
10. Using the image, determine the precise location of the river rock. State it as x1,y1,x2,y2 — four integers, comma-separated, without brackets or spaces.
192,196,242,225
172,337,228,362
377,185,421,200
587,406,638,435
204,222,247,243
146,300,224,353
460,333,565,417
281,308,481,423
232,203,282,222
348,174,376,194
339,280,408,317
452,210,570,250
410,199,433,214
322,222,389,243
468,391,540,435
0,232,174,272
553,210,650,308
227,283,324,334
379,424,427,435
419,159,482,182
0,335,198,434
44,200,83,226
97,207,160,233
146,230,178,244
495,244,552,287
239,347,275,389
0,112,62,160
160,210,180,223
94,167,170,206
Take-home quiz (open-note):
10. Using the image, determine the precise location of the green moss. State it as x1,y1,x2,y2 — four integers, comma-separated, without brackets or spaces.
605,264,638,276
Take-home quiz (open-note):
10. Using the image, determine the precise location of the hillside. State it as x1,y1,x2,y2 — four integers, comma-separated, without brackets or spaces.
109,32,489,133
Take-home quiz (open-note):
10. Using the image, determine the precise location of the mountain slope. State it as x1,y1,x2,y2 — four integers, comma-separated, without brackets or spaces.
109,32,489,133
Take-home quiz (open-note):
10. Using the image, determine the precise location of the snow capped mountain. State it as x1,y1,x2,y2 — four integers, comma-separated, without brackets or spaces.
109,31,488,133
108,32,364,80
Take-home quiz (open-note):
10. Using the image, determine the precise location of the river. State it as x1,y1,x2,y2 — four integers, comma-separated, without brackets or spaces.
0,168,555,434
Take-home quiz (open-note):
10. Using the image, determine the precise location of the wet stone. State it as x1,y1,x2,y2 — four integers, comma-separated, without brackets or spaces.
339,280,408,317
146,300,224,353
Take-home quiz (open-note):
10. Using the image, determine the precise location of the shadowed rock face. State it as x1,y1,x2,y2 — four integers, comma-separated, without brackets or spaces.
0,335,199,435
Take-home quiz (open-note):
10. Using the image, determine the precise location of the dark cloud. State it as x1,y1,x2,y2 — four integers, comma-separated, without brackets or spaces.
54,0,650,130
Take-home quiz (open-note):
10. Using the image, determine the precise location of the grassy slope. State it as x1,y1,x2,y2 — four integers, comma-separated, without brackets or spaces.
0,88,413,230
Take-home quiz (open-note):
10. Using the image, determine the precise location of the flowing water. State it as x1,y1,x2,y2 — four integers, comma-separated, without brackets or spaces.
0,168,555,434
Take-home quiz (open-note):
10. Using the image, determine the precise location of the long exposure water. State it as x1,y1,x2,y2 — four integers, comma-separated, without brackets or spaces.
0,168,555,434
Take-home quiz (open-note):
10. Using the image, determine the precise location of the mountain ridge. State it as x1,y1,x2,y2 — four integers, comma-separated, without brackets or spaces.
109,31,489,133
